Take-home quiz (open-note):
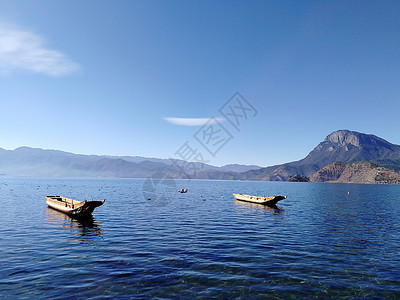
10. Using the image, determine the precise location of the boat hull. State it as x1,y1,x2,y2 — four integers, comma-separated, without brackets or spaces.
45,196,105,218
233,193,286,206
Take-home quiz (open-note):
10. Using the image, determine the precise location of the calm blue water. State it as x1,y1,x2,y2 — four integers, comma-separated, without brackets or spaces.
1,177,400,299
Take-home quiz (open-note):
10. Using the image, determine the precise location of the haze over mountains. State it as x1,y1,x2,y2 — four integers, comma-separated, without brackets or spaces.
1,130,400,184
0,146,260,179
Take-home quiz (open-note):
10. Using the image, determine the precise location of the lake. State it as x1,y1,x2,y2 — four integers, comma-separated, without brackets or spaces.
1,177,400,299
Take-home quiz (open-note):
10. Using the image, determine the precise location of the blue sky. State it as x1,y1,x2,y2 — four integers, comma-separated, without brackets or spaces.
1,1,399,167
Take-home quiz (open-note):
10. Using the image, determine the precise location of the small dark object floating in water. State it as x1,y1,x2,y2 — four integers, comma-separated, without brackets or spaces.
233,193,286,207
179,188,188,193
45,195,105,218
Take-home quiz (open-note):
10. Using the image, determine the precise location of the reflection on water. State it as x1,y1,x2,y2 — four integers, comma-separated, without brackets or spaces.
234,199,282,215
45,207,103,238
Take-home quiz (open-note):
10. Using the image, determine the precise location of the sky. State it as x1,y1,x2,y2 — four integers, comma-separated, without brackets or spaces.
1,0,399,167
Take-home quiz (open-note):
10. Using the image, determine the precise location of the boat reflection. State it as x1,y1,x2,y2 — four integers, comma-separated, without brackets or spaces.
234,200,283,215
45,206,103,238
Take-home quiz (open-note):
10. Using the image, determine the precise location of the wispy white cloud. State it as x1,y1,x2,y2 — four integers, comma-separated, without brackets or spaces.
0,24,80,76
164,117,225,126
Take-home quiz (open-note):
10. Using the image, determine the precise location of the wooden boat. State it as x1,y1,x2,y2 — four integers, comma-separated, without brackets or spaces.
233,193,286,206
45,196,105,218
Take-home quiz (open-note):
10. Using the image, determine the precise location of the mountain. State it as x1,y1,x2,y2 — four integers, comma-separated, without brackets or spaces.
1,130,400,182
311,161,400,184
242,130,400,181
104,156,260,173
219,164,261,173
0,147,168,178
104,155,214,171
0,146,259,178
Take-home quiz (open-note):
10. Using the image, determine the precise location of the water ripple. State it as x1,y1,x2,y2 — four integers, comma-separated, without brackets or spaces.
1,179,400,298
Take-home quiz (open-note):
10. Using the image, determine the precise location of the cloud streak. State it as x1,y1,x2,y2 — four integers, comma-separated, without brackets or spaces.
0,24,80,76
164,117,225,126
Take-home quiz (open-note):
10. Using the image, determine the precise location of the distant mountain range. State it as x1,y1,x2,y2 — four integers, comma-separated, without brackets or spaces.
0,146,260,178
1,130,400,184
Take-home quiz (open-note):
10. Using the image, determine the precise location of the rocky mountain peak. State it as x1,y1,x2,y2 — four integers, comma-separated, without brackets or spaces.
323,130,396,150
242,129,400,181
324,130,361,147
